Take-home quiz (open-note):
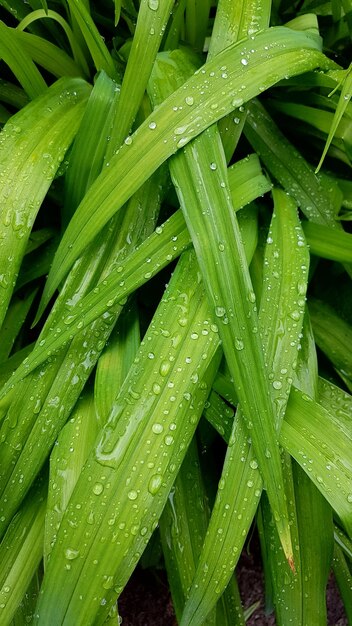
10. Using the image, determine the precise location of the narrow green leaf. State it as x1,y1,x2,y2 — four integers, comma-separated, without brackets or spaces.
260,312,333,626
24,228,55,256
17,9,90,78
280,388,352,537
0,173,163,539
106,0,175,153
95,301,140,425
181,189,309,625
0,153,263,399
11,569,41,626
67,0,117,78
38,26,331,314
0,287,38,362
159,437,216,623
114,0,122,26
166,123,293,559
15,236,58,291
35,249,222,625
63,70,118,225
0,20,47,99
309,298,352,388
44,389,99,562
316,63,352,171
303,220,352,262
185,0,211,51
0,477,46,626
0,76,90,330
334,524,352,562
209,0,272,161
0,78,29,109
318,376,352,431
245,98,338,226
12,29,84,78
332,544,352,622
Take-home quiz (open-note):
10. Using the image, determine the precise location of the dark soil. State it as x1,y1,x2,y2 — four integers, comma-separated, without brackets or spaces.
119,547,348,625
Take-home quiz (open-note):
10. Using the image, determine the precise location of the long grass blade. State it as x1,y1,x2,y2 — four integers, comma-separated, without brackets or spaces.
0,477,46,626
67,0,117,78
0,288,37,362
303,220,352,262
0,76,90,330
0,154,266,399
106,0,175,153
180,189,309,624
16,9,90,77
37,26,332,314
35,249,222,625
44,389,99,563
309,298,352,389
0,20,47,99
332,543,352,622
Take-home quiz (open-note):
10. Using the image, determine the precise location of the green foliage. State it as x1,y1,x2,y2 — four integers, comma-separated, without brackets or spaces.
0,0,351,624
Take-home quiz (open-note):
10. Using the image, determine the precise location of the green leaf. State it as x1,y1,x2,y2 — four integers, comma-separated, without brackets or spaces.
332,544,352,622
280,388,352,537
0,153,263,400
63,70,118,225
303,220,352,263
67,0,117,78
0,20,47,99
38,26,331,315
35,250,222,625
0,172,163,539
106,0,176,153
17,8,90,78
94,301,140,425
316,63,352,172
0,477,46,626
0,76,90,330
180,189,309,625
44,389,99,563
245,98,338,226
309,298,352,388
0,287,38,362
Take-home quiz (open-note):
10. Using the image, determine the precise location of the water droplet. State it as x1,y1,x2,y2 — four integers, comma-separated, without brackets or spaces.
148,474,162,495
93,483,104,495
124,136,132,145
249,459,258,469
272,380,282,390
347,494,352,503
128,490,138,500
152,383,161,395
290,310,301,321
149,121,157,130
152,423,163,434
185,96,194,106
297,280,306,295
235,338,244,351
148,0,159,8
210,162,217,170
64,548,79,560
215,306,226,317
103,576,114,590
241,58,248,66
